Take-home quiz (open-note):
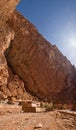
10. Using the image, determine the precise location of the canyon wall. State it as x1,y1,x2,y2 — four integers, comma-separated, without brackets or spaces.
6,10,76,103
0,0,25,100
0,0,76,104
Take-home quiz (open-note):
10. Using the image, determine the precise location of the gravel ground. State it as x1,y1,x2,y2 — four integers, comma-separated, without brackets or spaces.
0,104,76,130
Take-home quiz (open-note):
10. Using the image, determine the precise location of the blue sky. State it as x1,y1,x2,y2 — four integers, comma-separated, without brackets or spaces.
17,0,76,66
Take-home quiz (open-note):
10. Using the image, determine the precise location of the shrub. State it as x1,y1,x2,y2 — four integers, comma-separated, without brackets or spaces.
46,101,54,111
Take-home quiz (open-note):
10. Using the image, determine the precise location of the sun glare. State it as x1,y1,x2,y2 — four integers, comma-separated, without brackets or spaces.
69,38,76,47
68,36,76,48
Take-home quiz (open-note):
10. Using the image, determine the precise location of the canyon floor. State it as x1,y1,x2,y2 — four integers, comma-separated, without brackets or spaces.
0,104,76,130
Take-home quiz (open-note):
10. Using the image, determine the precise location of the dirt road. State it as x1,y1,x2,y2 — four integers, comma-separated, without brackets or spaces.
0,104,76,130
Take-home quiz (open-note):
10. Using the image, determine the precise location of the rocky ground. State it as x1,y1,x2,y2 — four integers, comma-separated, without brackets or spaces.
0,104,76,130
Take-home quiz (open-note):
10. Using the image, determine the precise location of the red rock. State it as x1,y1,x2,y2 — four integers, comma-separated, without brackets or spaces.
0,0,76,104
0,0,25,100
5,10,76,104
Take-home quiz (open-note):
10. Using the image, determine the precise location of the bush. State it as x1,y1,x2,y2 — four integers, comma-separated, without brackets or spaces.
46,101,54,111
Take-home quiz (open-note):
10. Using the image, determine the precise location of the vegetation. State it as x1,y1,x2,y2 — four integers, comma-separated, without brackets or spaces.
46,101,54,111
40,101,54,111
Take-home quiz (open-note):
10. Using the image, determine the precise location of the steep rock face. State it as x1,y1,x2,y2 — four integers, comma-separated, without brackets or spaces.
6,11,76,103
0,0,25,99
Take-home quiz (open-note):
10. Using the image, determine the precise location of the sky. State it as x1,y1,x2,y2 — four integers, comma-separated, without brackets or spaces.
16,0,76,66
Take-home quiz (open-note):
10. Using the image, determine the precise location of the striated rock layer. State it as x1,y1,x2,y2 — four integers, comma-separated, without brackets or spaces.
5,10,76,104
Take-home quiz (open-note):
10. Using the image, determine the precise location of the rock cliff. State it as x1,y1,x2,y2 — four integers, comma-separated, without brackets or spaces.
0,0,76,104
6,10,76,103
0,0,25,100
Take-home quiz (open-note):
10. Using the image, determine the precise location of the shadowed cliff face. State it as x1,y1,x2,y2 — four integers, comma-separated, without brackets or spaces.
6,10,76,103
